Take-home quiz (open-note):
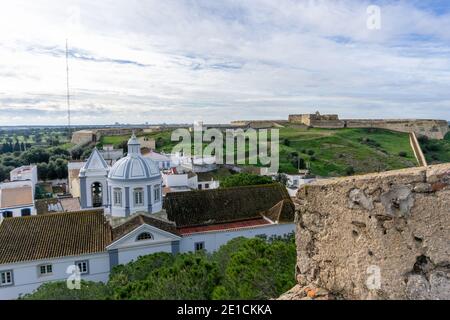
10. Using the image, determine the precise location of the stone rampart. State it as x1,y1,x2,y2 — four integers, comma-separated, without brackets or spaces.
290,164,450,300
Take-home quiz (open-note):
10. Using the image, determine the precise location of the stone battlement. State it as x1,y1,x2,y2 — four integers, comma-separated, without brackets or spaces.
288,112,449,139
287,163,450,300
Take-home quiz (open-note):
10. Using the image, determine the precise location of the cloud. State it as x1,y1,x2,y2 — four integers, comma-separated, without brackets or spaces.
0,0,450,125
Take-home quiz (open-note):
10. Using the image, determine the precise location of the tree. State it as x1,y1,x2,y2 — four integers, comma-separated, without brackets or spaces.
111,253,220,300
274,173,288,186
20,281,111,300
220,173,273,188
211,235,296,300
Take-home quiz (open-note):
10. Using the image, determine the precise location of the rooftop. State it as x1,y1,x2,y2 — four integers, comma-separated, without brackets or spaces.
0,209,112,265
0,185,33,209
112,214,179,240
164,183,294,228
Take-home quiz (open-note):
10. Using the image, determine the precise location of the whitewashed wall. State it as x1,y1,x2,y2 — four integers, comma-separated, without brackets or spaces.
179,223,295,253
117,243,173,265
0,252,110,300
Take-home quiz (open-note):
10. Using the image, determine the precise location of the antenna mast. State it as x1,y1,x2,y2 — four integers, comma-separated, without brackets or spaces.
66,39,71,136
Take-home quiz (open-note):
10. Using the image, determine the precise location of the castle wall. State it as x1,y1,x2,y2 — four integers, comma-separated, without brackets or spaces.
71,130,96,145
290,164,450,300
344,119,449,140
288,113,449,139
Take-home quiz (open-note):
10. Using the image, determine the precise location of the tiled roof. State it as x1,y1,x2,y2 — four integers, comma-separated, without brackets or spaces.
60,197,81,212
112,214,179,240
35,197,81,215
0,209,112,265
164,183,293,227
262,199,295,223
0,186,33,209
177,218,271,235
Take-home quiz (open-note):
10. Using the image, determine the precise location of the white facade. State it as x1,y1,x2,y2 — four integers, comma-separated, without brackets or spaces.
179,223,295,253
0,252,110,300
10,165,38,188
143,152,172,170
197,180,220,190
163,172,198,190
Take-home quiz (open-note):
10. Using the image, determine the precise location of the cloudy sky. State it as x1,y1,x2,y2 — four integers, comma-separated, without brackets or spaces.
0,0,450,125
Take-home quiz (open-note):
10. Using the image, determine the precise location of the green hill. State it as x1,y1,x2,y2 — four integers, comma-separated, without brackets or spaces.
278,126,417,176
99,126,418,177
418,132,450,164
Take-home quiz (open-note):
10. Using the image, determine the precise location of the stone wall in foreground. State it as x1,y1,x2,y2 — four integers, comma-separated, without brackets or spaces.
291,164,450,300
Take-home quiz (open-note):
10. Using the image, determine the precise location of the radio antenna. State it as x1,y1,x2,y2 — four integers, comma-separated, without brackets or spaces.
66,39,71,136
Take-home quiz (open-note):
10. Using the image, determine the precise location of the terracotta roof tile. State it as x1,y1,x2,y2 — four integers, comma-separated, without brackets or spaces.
0,186,33,209
112,214,179,240
164,183,293,227
0,209,112,264
178,218,271,235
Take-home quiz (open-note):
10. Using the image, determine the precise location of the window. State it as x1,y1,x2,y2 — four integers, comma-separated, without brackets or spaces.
113,188,122,207
38,264,53,276
194,242,205,251
198,184,202,190
0,270,13,286
75,260,89,275
2,211,13,219
205,183,210,189
91,182,103,208
21,208,31,217
154,185,161,202
134,188,144,206
136,232,153,241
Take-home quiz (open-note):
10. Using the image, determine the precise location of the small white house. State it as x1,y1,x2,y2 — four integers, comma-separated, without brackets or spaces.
0,180,35,220
9,165,38,188
143,151,172,170
162,170,198,193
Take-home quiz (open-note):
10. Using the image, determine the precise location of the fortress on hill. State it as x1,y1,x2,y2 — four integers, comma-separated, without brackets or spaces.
232,112,449,140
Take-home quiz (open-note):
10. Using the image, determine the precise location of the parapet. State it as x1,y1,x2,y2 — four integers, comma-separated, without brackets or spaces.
289,163,450,300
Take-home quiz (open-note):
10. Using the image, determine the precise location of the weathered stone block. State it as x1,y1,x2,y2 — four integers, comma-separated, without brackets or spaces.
293,164,450,300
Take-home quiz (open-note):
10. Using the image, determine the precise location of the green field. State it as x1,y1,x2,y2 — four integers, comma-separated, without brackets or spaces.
419,133,450,164
99,126,418,177
277,126,417,176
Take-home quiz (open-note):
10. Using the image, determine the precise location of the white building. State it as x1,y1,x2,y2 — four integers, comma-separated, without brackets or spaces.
79,133,163,217
9,165,38,188
0,180,35,220
162,169,198,194
143,151,172,170
0,184,295,299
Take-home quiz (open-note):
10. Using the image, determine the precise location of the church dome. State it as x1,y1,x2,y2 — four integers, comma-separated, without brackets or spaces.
108,133,160,181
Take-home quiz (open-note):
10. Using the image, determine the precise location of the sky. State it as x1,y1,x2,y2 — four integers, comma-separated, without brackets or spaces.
0,0,450,125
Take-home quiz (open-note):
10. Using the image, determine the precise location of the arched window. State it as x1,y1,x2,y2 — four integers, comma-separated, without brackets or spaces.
136,232,153,241
113,188,122,207
91,182,103,208
134,188,144,206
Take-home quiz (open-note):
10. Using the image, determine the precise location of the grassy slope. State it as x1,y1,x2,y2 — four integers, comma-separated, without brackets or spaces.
420,132,450,164
278,126,417,176
100,126,418,177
